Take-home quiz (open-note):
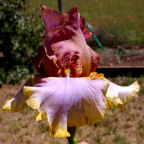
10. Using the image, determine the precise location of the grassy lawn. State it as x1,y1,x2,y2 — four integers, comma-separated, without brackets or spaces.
25,0,144,45
0,76,144,144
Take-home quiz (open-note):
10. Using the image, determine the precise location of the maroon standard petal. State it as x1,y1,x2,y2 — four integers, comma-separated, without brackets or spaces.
32,6,100,77
80,17,93,40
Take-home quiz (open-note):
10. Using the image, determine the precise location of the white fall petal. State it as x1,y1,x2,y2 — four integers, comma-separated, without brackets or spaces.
2,74,140,137
23,76,109,137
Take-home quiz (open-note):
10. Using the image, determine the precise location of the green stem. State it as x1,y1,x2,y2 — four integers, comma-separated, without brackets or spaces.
67,127,78,144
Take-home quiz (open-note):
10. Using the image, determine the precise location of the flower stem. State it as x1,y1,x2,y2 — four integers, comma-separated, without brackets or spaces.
67,127,78,144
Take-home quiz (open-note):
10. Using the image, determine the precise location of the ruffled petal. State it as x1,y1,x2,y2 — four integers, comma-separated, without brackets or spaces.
51,29,91,77
80,17,92,40
23,74,109,137
88,46,100,72
32,6,100,77
45,6,92,77
2,76,45,112
43,47,60,77
106,80,140,108
42,6,67,35
2,79,32,112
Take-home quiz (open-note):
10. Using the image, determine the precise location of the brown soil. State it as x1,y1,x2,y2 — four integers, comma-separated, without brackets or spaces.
97,46,144,67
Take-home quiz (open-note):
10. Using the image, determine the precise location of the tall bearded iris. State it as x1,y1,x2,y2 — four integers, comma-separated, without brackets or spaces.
3,6,139,144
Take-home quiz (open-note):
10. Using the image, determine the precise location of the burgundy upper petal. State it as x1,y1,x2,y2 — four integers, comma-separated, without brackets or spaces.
32,6,100,77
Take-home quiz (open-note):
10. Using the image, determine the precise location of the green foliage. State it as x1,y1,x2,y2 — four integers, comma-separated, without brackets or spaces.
0,0,41,85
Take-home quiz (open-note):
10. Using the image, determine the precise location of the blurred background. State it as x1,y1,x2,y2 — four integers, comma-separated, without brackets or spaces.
0,0,144,144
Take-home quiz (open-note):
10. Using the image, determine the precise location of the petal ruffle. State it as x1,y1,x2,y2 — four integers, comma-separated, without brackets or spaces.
106,80,140,108
51,29,91,77
80,17,93,40
42,6,67,36
23,75,109,137
2,76,44,112
2,79,32,112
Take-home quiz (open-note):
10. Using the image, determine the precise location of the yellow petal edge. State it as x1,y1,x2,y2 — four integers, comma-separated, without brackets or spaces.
2,98,14,112
106,81,140,109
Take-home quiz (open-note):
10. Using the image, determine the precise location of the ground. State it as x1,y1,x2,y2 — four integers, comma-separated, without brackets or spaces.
0,76,144,144
96,46,144,67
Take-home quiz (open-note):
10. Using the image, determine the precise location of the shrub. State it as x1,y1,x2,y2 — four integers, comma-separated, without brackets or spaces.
0,0,42,86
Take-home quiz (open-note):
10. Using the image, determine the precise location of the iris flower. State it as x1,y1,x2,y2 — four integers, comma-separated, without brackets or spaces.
3,6,139,144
